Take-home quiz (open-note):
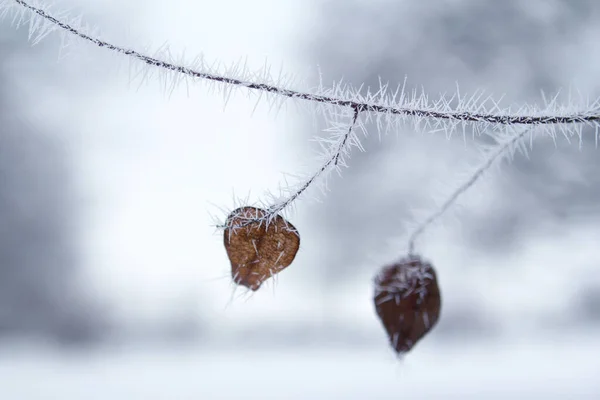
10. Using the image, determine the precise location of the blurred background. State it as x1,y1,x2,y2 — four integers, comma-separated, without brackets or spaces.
1,0,600,398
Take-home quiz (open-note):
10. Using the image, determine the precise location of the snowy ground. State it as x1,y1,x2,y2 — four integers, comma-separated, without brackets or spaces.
1,331,599,400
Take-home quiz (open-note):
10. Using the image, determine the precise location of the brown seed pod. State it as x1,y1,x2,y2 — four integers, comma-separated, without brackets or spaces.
223,206,300,291
373,254,441,355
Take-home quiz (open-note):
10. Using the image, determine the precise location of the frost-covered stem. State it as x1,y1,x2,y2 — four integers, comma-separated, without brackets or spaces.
268,105,362,213
8,0,600,128
220,106,362,229
407,127,533,255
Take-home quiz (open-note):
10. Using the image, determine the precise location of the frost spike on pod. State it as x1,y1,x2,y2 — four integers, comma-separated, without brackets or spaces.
223,207,300,291
373,254,441,355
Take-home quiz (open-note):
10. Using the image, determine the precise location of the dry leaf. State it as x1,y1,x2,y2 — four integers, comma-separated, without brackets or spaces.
223,207,300,291
373,254,441,354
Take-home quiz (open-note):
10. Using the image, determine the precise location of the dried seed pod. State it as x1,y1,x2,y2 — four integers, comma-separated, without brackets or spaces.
223,207,300,291
373,254,441,354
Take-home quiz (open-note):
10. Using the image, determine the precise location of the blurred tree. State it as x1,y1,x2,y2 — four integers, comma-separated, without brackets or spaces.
0,30,103,345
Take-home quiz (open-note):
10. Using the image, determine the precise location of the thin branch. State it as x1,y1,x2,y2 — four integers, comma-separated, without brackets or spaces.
7,0,600,128
268,105,362,212
407,127,534,254
220,105,364,229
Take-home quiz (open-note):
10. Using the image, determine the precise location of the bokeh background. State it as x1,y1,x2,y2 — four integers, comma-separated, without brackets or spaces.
1,0,600,398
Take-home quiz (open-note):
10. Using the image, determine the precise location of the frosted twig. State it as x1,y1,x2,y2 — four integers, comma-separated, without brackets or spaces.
267,105,362,212
407,127,534,254
219,105,363,229
4,0,600,132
